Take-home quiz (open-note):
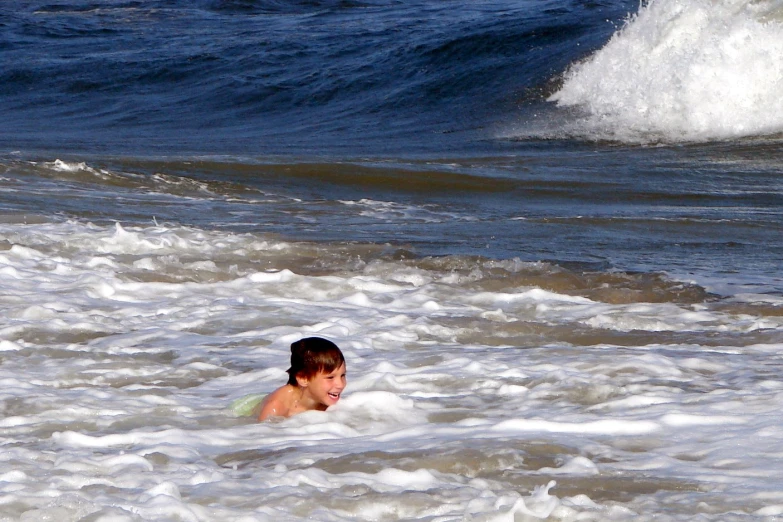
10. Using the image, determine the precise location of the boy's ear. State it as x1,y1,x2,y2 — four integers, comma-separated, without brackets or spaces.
295,374,309,388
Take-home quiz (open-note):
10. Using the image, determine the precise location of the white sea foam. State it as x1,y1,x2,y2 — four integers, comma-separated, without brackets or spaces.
48,159,89,172
338,198,470,223
548,0,783,143
0,220,781,520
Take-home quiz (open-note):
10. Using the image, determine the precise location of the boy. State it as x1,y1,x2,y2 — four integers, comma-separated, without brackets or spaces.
257,337,347,421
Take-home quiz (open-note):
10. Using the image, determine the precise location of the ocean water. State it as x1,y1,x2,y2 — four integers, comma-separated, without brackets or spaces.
1,1,783,521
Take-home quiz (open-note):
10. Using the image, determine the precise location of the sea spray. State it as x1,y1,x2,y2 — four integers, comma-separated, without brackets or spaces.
549,0,783,142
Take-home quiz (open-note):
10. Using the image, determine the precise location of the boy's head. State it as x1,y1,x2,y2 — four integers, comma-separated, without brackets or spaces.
287,337,345,386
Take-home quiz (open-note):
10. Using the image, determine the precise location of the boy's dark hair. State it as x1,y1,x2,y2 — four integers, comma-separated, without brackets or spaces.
287,337,345,386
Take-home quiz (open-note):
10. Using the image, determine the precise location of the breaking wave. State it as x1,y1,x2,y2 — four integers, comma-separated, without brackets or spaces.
548,0,783,143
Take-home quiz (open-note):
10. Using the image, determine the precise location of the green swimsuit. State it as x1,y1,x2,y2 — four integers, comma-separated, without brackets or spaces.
229,393,267,417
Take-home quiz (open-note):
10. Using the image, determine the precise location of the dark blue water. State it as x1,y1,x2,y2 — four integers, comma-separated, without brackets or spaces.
0,0,631,155
1,0,782,294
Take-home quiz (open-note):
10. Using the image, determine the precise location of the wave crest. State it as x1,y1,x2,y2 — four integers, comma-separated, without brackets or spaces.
548,0,783,143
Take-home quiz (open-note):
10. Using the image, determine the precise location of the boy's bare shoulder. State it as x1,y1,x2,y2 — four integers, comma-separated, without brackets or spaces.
257,384,295,421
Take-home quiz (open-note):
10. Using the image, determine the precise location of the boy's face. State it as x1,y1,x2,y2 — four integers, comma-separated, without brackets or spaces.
303,362,347,407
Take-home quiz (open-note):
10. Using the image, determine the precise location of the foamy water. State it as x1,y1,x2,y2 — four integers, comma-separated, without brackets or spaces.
547,0,783,143
1,220,782,521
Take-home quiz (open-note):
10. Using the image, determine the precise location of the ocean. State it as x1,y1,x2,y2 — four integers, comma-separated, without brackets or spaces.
1,1,782,520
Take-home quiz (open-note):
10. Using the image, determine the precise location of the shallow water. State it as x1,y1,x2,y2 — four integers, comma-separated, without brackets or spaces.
0,218,781,521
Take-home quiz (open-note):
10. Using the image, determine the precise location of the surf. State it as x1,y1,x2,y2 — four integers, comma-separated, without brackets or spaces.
547,0,783,143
